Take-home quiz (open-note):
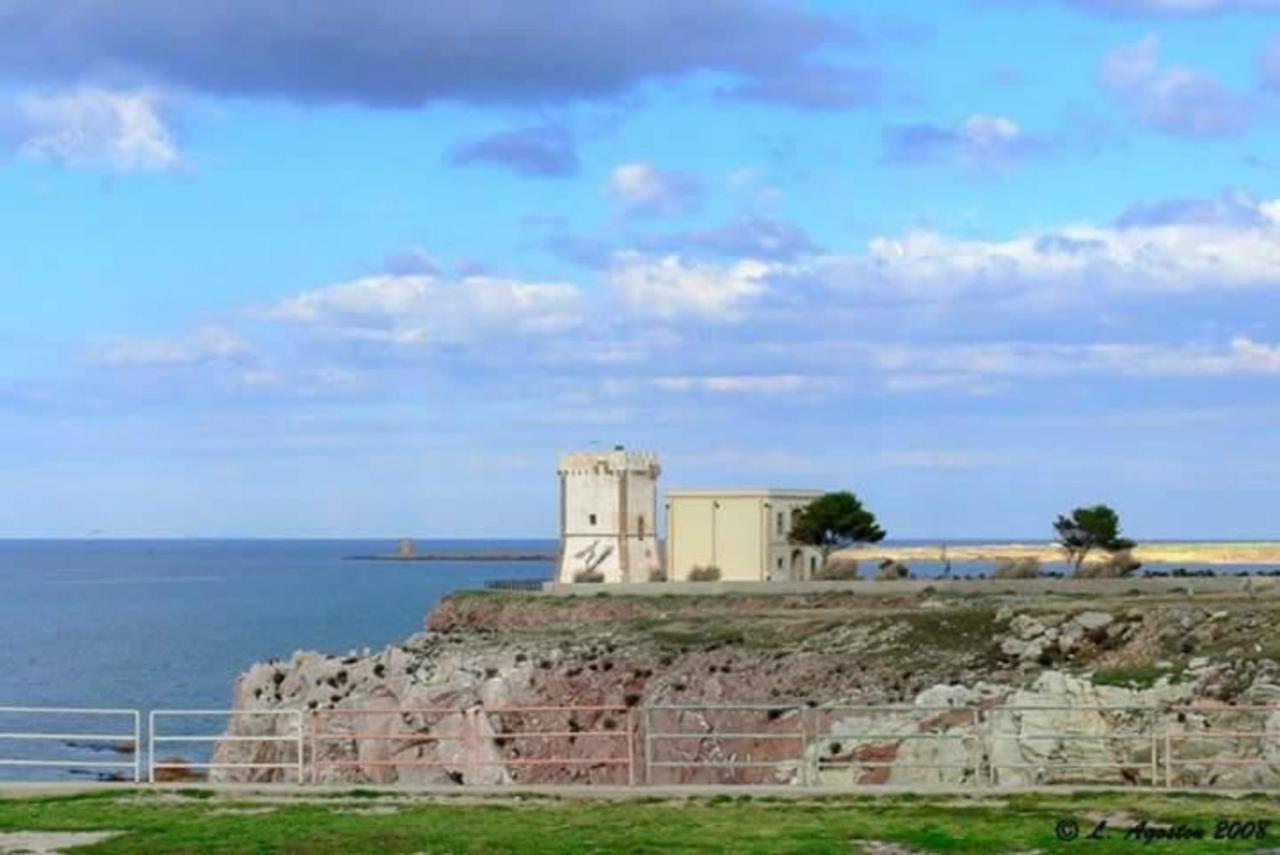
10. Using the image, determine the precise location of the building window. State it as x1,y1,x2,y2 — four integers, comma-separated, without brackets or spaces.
810,556,817,573
589,513,597,526
777,557,783,569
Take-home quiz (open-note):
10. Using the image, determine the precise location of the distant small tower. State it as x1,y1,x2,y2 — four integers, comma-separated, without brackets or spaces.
557,447,662,584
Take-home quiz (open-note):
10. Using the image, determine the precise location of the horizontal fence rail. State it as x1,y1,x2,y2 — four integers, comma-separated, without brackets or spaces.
311,705,636,785
1,702,1278,790
0,707,141,783
149,710,304,784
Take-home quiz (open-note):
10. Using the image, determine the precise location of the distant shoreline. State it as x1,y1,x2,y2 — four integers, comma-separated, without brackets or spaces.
835,541,1280,566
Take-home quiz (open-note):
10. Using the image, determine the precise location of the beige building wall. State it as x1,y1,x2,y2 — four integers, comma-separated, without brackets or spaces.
665,489,824,582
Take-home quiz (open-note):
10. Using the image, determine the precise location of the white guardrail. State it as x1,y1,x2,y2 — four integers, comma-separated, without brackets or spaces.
0,707,141,782
149,710,304,783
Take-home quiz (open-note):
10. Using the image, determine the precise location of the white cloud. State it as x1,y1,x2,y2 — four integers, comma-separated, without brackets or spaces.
269,273,584,343
95,326,251,366
14,87,181,172
1100,35,1253,137
654,374,834,394
607,162,701,216
829,200,1280,302
609,253,770,319
865,337,1280,385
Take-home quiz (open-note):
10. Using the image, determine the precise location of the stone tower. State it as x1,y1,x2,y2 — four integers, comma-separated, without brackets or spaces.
557,447,662,584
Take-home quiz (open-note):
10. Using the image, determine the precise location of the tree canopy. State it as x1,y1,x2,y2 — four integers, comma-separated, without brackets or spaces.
789,491,885,555
1053,504,1135,572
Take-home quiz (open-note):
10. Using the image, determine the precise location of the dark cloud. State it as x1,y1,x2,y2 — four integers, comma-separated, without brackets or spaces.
641,217,820,261
447,125,579,177
0,1,850,107
718,64,882,111
1115,189,1270,229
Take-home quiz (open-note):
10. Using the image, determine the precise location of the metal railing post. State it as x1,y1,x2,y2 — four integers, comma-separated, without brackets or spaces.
643,706,653,787
626,707,636,787
295,710,305,784
799,707,810,788
466,707,478,786
1149,709,1159,788
309,710,318,785
971,708,984,787
133,710,142,784
147,710,156,784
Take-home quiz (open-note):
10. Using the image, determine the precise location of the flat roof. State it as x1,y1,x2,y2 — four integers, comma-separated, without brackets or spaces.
665,488,824,499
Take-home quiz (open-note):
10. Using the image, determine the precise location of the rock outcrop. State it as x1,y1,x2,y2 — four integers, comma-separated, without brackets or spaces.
213,589,1280,787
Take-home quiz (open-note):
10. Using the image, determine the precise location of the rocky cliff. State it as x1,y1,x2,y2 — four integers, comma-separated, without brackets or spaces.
212,587,1280,787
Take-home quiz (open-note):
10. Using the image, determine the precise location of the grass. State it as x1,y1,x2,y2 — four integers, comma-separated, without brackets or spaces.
2,789,1279,853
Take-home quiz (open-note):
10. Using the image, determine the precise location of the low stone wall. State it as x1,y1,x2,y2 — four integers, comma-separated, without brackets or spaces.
541,576,1280,598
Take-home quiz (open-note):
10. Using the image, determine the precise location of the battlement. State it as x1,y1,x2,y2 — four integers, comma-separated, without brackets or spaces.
558,448,661,477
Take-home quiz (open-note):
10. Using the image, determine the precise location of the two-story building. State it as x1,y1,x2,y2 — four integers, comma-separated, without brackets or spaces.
664,489,825,582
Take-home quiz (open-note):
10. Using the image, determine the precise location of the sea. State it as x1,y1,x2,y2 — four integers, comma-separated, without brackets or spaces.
2,538,1277,780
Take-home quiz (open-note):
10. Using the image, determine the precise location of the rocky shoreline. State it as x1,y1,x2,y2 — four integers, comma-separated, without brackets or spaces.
212,587,1280,788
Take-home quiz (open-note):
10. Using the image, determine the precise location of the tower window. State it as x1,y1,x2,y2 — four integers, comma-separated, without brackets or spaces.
589,513,597,526
777,512,785,536
638,515,646,538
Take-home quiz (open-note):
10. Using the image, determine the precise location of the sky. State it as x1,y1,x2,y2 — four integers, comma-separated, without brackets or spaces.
2,0,1280,540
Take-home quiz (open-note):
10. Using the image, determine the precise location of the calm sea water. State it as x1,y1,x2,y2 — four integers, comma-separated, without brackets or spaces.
0,540,554,713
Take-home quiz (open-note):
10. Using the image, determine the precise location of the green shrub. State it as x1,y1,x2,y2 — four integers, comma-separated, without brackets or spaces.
814,558,860,580
1075,549,1142,578
875,559,911,581
573,569,605,584
688,565,722,582
993,557,1042,579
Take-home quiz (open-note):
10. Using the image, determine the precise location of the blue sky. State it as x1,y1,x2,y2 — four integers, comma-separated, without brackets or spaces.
3,0,1280,539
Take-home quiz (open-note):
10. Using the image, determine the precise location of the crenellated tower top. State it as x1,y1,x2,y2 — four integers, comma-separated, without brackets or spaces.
557,446,661,478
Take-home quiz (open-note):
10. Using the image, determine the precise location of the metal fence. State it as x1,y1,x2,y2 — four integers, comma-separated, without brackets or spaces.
1165,704,1280,788
3,702,1278,789
149,710,304,783
0,707,141,782
312,705,636,785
